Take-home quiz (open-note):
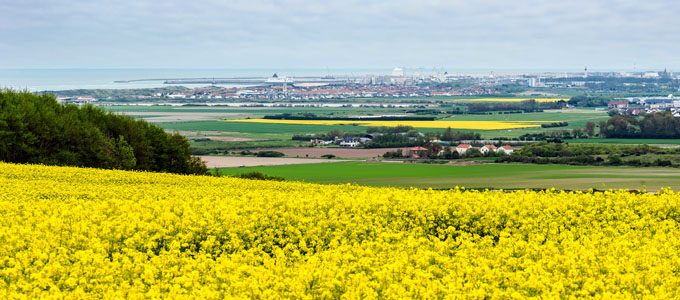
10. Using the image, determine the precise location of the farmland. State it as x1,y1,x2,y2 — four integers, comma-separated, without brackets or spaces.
216,161,680,191
104,105,615,152
224,119,545,130
2,162,680,298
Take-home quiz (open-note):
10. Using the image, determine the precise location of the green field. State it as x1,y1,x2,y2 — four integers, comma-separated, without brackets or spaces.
569,138,680,145
442,109,608,128
160,120,365,134
216,161,680,191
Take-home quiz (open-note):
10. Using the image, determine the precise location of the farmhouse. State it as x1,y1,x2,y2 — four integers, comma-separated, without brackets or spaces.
480,144,496,155
339,138,359,147
407,147,428,158
497,145,514,154
455,144,472,155
608,101,629,109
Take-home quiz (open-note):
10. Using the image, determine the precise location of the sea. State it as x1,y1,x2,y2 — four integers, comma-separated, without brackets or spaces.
0,68,396,92
0,67,603,92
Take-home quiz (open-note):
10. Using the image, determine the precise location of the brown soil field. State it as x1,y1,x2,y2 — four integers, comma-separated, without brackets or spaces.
248,147,405,158
199,156,343,168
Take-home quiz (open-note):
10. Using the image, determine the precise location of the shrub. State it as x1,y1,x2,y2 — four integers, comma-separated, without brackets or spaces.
233,171,284,181
256,151,285,157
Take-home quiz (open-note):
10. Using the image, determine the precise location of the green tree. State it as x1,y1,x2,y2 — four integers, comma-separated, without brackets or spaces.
584,122,596,136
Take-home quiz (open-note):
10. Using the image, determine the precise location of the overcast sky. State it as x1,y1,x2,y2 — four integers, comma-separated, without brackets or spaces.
1,0,678,71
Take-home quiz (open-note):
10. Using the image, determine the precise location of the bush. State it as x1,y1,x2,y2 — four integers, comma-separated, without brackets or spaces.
232,171,284,181
321,154,336,159
654,159,672,167
256,151,285,157
607,154,623,165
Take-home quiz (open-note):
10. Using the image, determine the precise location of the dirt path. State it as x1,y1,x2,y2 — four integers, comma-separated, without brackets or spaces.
200,156,344,168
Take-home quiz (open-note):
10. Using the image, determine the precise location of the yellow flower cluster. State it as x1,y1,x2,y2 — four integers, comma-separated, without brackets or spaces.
1,162,679,299
223,119,543,130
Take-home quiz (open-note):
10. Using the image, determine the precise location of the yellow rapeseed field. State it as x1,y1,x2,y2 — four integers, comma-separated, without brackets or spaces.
1,162,679,299
223,119,543,130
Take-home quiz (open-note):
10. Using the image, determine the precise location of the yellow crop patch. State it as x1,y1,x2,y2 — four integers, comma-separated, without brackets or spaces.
222,119,543,130
1,162,678,298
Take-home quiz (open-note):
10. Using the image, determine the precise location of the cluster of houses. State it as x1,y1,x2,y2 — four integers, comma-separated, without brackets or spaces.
405,144,514,158
453,144,514,155
310,134,516,159
311,132,416,147
310,137,369,147
609,97,680,117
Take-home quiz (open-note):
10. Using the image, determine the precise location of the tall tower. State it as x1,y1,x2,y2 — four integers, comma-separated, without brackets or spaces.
584,67,588,78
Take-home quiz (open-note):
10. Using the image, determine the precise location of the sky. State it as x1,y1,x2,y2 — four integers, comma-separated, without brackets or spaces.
1,0,679,71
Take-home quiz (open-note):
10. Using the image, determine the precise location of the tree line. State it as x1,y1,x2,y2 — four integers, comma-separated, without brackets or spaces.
497,142,679,167
466,100,565,113
0,90,206,174
601,112,680,138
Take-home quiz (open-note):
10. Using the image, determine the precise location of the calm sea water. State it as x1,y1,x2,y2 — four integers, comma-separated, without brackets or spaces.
0,68,395,91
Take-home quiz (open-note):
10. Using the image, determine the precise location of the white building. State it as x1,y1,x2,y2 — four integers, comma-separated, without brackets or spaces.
339,138,359,147
480,145,497,155
455,144,472,155
496,145,514,154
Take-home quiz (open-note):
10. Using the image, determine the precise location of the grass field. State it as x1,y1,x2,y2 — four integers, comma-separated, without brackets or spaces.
442,109,609,128
216,161,680,191
160,120,364,134
569,138,680,145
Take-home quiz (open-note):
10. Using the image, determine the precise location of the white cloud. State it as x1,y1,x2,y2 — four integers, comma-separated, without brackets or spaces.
0,0,678,70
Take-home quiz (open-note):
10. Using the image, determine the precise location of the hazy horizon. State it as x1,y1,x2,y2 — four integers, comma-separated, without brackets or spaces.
1,0,679,70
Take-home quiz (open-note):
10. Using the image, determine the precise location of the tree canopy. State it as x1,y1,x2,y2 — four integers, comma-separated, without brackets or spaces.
0,90,206,174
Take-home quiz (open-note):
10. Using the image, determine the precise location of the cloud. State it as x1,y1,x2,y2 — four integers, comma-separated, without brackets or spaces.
0,0,678,70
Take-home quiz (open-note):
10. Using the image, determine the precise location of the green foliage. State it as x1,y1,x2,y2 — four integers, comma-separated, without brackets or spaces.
604,113,680,138
568,96,612,107
256,151,285,157
231,171,284,181
465,148,483,158
0,90,206,174
383,149,404,159
498,141,677,167
440,127,481,141
365,133,424,148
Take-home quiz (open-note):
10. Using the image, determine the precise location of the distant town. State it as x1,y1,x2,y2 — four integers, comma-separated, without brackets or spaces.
53,68,680,116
